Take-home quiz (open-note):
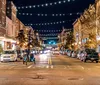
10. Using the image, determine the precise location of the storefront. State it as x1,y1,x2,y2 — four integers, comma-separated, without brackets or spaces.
3,38,16,50
0,36,16,50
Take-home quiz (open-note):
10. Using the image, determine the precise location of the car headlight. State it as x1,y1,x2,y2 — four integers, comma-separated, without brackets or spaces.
11,55,14,58
0,56,3,60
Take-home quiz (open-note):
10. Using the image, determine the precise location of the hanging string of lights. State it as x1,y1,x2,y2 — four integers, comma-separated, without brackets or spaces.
41,37,58,40
17,0,75,9
26,21,65,26
18,12,81,16
36,30,61,32
40,33,58,36
25,20,74,26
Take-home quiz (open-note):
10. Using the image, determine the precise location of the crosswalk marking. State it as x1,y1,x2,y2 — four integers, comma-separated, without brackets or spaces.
27,65,33,68
0,63,100,70
51,65,53,69
64,66,66,69
78,65,85,70
9,66,15,69
67,65,72,69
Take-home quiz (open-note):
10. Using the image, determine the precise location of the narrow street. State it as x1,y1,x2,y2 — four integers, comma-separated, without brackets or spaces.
0,54,100,85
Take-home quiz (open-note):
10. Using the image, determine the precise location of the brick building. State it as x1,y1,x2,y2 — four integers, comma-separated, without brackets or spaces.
73,0,100,51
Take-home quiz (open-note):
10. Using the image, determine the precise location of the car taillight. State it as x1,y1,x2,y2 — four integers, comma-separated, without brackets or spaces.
85,53,87,57
98,53,100,57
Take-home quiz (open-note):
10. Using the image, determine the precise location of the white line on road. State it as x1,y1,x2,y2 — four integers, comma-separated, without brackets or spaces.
64,66,66,69
67,65,72,69
27,65,33,68
81,66,85,70
37,73,49,75
96,66,100,68
78,65,85,70
79,78,84,80
9,66,15,69
87,68,91,70
51,65,53,69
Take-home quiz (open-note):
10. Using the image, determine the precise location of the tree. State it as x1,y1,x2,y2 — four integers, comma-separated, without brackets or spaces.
0,44,3,54
85,33,96,49
65,32,75,50
16,30,26,48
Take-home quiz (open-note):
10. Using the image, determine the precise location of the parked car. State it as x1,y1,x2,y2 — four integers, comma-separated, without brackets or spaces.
71,51,77,58
80,51,86,61
81,49,99,63
76,51,82,59
66,50,70,56
0,50,17,62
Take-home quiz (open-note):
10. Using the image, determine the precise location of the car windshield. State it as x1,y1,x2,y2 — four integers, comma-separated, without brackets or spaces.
85,49,96,53
3,51,15,54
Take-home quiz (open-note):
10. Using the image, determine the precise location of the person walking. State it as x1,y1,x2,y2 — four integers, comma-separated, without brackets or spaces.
30,52,36,64
23,52,28,65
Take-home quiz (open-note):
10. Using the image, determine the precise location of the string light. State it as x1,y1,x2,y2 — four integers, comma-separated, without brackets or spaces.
33,5,36,8
26,21,66,26
68,0,70,2
41,4,44,7
30,13,32,16
29,6,32,8
41,37,58,39
40,33,59,36
58,1,62,4
25,19,75,26
63,1,66,3
50,3,53,5
18,12,81,16
45,3,48,6
17,0,75,9
37,30,61,32
54,2,57,5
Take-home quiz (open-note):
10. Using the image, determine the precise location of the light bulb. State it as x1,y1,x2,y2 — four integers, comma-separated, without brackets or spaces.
18,7,20,9
37,5,40,7
63,0,66,3
45,3,48,6
50,3,53,5
54,2,57,5
41,4,44,7
68,0,70,2
58,1,61,4
29,6,32,8
33,5,36,8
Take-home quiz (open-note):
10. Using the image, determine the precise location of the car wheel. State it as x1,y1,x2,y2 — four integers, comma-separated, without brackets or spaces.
96,61,98,63
91,60,94,62
84,59,87,62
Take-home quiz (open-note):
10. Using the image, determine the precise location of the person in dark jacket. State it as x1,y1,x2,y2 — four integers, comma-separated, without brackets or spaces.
30,52,36,64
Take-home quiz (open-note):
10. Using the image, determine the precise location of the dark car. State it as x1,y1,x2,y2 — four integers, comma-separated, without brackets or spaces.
82,49,99,63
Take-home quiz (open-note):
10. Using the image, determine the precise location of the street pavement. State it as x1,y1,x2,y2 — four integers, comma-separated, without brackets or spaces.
0,53,100,85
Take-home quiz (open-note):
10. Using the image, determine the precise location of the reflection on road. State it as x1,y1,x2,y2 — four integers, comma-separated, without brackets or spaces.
35,52,52,66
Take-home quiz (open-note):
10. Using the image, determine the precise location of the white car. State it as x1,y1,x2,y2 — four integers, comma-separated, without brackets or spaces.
53,51,60,55
0,50,17,62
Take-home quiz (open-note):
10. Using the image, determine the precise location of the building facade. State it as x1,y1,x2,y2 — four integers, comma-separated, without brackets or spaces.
0,0,6,50
0,0,6,27
58,28,72,50
73,0,100,51
0,0,38,51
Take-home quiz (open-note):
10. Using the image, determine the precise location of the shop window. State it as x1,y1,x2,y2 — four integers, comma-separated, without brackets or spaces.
7,42,11,49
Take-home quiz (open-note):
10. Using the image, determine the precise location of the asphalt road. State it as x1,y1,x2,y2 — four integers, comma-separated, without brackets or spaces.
0,53,100,85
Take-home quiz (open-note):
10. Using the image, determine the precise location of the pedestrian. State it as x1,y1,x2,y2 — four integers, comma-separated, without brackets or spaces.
30,52,36,64
23,52,27,65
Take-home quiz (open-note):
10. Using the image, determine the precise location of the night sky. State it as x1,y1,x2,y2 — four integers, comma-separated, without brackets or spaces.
8,0,95,38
